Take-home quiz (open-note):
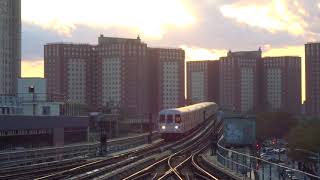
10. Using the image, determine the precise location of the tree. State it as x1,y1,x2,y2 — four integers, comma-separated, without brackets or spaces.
286,119,320,161
256,112,298,142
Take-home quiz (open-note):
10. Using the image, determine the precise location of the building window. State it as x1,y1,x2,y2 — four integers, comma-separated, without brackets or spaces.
42,106,51,115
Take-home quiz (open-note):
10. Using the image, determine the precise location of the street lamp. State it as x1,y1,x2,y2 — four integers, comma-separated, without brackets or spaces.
295,148,320,175
28,85,35,116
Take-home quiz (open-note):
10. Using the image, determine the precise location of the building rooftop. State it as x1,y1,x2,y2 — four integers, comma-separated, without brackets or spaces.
306,42,320,44
186,60,219,63
148,47,184,50
45,42,94,46
18,77,46,80
262,56,301,59
98,34,143,45
227,49,262,58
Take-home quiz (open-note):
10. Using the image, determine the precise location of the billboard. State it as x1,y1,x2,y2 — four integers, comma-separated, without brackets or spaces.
224,118,256,145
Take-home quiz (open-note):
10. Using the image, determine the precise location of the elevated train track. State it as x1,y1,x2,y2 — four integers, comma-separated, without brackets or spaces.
123,112,232,180
1,102,233,180
0,133,161,180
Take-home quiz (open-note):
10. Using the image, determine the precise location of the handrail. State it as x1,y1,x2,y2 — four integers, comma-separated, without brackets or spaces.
217,136,320,179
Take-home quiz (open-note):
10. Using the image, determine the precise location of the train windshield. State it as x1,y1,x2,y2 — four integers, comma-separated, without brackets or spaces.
167,115,173,123
175,115,181,123
160,115,165,123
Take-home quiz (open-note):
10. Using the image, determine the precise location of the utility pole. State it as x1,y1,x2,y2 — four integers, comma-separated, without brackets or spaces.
99,118,107,156
29,86,35,116
211,117,217,156
147,113,153,144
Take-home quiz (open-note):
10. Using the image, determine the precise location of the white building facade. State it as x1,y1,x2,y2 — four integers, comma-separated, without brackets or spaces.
17,78,62,116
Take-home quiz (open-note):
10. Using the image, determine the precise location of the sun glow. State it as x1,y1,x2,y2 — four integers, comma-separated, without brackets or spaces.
22,0,195,38
181,45,227,61
21,60,44,78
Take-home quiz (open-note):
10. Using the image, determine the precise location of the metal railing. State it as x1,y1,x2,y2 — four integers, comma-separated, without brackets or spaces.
17,93,65,103
216,136,320,180
0,132,160,168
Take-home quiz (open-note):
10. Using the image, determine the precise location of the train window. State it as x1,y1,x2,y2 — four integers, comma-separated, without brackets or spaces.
175,115,181,123
167,115,173,123
160,115,165,123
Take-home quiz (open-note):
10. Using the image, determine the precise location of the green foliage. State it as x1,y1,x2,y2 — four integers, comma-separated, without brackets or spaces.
287,119,320,161
256,112,298,141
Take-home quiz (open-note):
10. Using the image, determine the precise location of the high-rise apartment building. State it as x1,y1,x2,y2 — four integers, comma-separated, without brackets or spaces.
44,43,96,105
0,0,21,95
148,48,185,113
186,60,219,104
262,57,301,114
219,49,262,113
97,35,150,116
45,35,154,117
305,42,320,115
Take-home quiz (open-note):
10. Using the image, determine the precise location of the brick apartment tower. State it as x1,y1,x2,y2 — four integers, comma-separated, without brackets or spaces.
219,49,262,113
148,48,185,114
262,57,301,114
44,43,96,106
186,60,219,104
305,42,320,115
45,36,186,117
97,35,150,116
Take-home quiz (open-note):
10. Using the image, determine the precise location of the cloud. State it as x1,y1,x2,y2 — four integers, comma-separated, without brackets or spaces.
181,45,227,61
22,0,195,38
21,60,44,78
220,0,307,36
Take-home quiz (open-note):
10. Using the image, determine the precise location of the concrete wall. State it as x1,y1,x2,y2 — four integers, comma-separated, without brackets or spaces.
21,102,60,116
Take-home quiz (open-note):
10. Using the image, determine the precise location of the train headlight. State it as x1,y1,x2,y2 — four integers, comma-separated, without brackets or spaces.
174,125,179,129
161,125,166,130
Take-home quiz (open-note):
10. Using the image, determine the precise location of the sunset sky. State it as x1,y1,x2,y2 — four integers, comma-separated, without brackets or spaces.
20,0,320,101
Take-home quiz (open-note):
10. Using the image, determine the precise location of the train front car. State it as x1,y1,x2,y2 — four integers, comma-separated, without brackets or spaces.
158,109,183,140
158,102,219,141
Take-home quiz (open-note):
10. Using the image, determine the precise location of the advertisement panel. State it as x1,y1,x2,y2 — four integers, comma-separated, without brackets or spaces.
224,118,256,145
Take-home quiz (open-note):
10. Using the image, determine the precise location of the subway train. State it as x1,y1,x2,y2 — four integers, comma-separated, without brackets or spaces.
158,102,219,140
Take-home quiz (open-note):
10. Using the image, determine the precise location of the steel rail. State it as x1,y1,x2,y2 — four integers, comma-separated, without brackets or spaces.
123,115,219,180
191,144,219,180
35,140,165,180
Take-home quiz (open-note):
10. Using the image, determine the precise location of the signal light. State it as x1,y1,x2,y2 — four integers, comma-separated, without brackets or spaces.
256,144,260,150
